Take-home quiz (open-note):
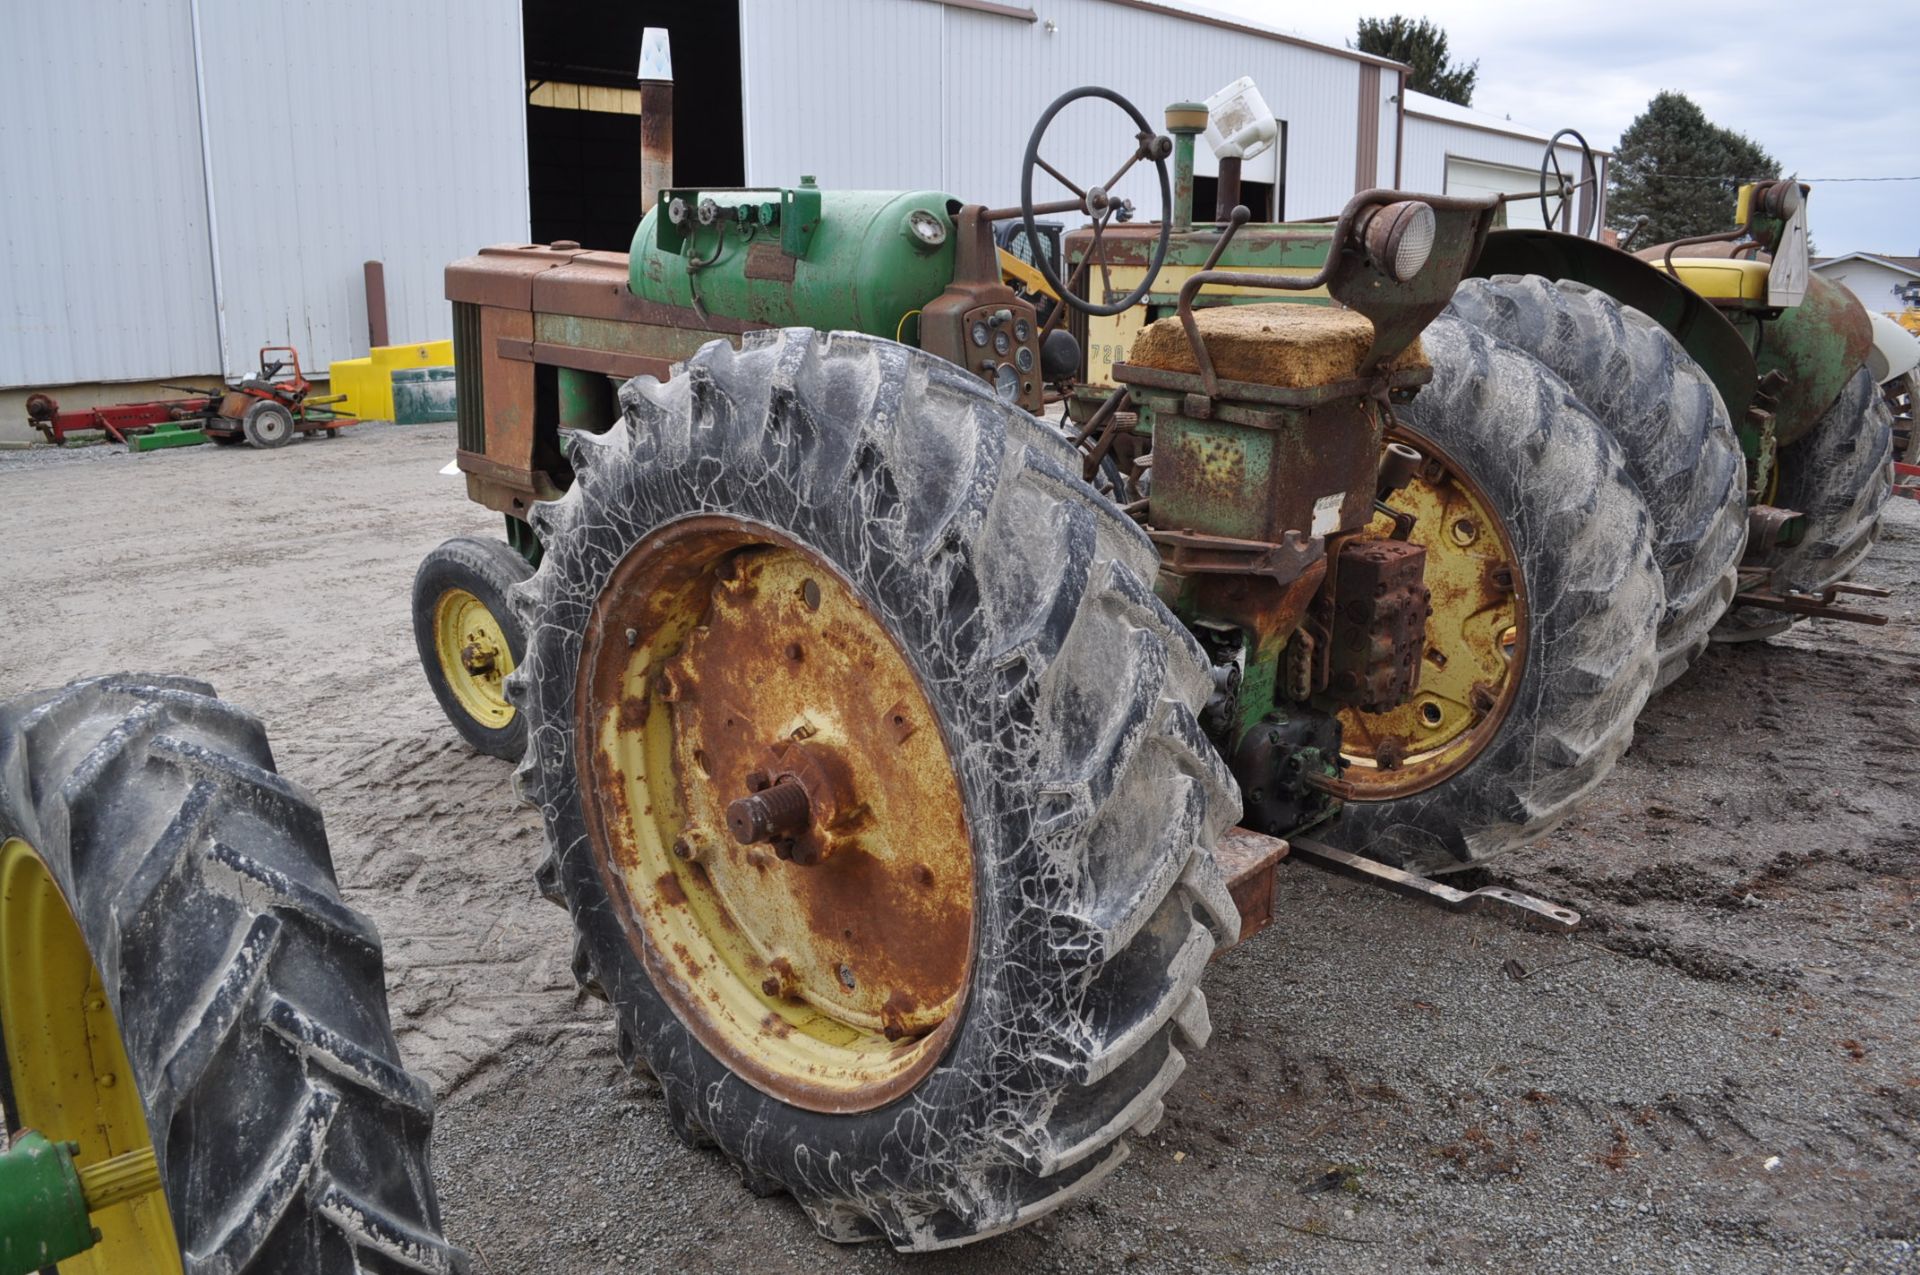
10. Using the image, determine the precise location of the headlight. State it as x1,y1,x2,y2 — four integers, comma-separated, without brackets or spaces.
1358,200,1437,283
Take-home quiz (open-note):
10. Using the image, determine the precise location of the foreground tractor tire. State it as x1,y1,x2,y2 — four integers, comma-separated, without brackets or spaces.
412,536,534,759
0,675,463,1275
1722,367,1895,641
1449,276,1746,689
510,329,1239,1249
1328,316,1662,872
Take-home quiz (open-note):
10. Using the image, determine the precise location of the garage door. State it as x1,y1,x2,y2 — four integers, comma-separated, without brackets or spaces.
1445,157,1552,230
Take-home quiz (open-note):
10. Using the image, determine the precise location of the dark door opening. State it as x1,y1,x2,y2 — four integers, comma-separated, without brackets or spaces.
1192,121,1288,222
523,0,744,251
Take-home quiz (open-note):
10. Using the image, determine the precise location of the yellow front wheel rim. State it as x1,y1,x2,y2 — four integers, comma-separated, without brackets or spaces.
575,518,977,1113
0,836,181,1273
1337,430,1528,798
433,588,516,729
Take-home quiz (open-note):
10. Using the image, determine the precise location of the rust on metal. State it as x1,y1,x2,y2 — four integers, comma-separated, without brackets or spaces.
1320,537,1429,711
1208,826,1290,952
1331,425,1525,797
574,517,976,1113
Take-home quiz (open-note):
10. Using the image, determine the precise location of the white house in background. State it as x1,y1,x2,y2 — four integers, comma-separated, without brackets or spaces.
1399,91,1611,233
1812,253,1920,316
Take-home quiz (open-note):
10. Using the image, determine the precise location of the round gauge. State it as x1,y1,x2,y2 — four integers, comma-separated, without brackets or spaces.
993,331,1011,356
970,320,990,347
905,208,948,248
1015,345,1034,373
994,363,1020,402
1013,318,1032,343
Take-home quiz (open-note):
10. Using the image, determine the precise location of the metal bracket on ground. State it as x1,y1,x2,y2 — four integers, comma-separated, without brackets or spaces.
1288,836,1582,931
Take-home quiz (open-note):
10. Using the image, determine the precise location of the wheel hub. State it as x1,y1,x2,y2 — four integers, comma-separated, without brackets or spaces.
433,589,514,727
1337,428,1527,797
0,838,180,1272
576,518,975,1111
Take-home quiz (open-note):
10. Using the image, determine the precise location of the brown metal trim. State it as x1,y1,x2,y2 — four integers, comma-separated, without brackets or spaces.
1393,71,1406,188
744,242,798,282
1409,110,1616,157
1090,0,1410,70
456,448,538,488
1210,826,1290,952
1355,65,1381,193
498,336,535,362
923,0,1037,19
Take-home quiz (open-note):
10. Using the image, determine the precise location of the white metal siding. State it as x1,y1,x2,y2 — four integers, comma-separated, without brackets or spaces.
0,0,527,390
1814,259,1916,315
0,1,219,387
740,0,1373,222
194,0,527,376
1402,113,1605,229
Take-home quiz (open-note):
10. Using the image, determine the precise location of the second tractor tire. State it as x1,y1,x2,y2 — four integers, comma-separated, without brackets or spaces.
0,674,465,1275
1328,316,1663,872
509,329,1240,1250
1449,275,1747,690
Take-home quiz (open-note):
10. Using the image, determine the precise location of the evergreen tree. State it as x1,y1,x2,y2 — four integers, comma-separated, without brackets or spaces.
1354,17,1477,106
1608,91,1781,244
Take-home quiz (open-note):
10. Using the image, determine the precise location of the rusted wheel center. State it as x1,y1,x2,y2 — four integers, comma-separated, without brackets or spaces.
575,517,975,1112
1337,428,1528,798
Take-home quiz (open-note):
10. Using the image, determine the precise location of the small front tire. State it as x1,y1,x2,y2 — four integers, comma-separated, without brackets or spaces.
241,400,295,449
412,536,534,760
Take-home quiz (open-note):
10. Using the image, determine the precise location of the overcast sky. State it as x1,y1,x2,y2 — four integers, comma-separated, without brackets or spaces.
1196,0,1918,255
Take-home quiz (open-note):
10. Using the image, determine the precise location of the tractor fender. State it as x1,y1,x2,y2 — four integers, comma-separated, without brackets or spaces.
1629,238,1876,445
1867,309,1920,385
1759,273,1875,445
1469,229,1758,430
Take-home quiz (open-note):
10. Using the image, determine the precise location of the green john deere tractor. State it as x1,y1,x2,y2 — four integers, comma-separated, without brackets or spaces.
400,83,1894,1250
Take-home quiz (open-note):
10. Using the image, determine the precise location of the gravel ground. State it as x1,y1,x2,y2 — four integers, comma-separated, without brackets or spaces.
2,421,1916,1273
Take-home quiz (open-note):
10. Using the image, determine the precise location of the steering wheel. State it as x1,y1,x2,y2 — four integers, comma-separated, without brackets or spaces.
1021,87,1173,317
263,359,286,378
1539,129,1597,237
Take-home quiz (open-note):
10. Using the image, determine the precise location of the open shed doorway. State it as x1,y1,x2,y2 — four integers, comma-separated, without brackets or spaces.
523,1,744,251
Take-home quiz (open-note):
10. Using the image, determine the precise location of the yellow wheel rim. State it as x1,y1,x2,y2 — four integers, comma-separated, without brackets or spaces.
575,517,976,1113
433,588,516,729
0,837,181,1273
1337,429,1528,798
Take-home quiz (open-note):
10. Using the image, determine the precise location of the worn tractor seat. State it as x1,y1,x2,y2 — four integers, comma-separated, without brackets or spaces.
1128,303,1429,389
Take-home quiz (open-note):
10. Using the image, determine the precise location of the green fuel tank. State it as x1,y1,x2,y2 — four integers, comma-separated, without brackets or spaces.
629,180,960,338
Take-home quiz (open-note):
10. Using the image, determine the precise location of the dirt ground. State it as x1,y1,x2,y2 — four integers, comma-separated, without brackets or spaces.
2,422,1916,1274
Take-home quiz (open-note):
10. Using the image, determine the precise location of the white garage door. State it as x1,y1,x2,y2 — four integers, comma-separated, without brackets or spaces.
1445,157,1552,230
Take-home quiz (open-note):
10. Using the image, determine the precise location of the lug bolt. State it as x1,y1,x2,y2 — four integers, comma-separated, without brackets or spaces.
728,778,811,846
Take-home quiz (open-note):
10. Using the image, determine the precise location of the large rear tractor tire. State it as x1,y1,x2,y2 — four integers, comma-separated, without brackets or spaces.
1327,316,1663,873
0,674,464,1275
1717,367,1896,641
412,536,534,760
1449,275,1746,689
508,329,1239,1250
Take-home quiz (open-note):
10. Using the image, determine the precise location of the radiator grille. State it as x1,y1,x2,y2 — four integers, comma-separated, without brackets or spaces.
453,301,485,455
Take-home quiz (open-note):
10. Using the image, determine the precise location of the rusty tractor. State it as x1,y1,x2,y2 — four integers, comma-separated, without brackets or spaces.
409,81,1894,1249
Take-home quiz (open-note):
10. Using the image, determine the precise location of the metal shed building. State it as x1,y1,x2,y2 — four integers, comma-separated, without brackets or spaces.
2,0,1608,440
0,0,525,404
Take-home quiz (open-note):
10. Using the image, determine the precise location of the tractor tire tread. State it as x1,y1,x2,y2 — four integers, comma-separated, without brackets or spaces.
510,328,1237,1251
0,675,464,1275
1327,316,1662,871
1449,275,1746,690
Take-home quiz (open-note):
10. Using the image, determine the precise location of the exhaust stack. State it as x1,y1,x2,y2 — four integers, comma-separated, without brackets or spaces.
638,27,673,214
